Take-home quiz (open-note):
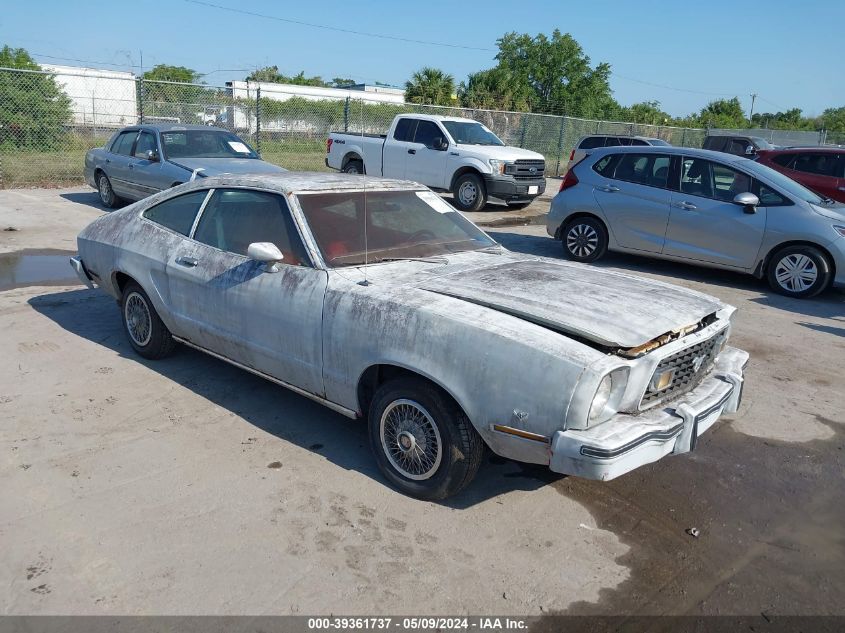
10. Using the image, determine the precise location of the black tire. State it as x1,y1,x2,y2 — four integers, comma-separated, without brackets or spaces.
766,245,832,299
451,173,487,212
342,159,364,175
96,171,120,208
368,377,484,500
120,281,177,360
561,216,609,263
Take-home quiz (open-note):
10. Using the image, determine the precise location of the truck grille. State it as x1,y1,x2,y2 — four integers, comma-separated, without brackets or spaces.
508,159,545,180
639,334,724,409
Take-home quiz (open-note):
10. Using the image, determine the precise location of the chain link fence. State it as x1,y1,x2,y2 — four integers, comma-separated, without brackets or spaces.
0,65,839,189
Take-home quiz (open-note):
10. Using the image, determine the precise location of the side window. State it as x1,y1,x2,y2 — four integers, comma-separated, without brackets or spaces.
593,154,618,177
133,132,157,158
111,131,137,156
393,118,416,142
835,155,845,179
791,153,837,176
772,154,796,168
579,136,605,150
413,121,442,146
630,139,649,146
611,153,671,188
680,158,714,198
604,137,623,147
712,163,752,201
143,190,208,236
193,189,310,266
728,139,750,156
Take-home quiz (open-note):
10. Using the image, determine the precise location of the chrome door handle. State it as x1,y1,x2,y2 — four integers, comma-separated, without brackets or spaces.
175,256,198,267
408,149,416,155
673,201,698,210
599,185,619,192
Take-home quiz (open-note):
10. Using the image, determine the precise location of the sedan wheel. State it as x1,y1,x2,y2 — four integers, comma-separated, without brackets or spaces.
120,281,177,359
766,245,831,298
368,377,484,500
562,216,608,263
97,173,118,208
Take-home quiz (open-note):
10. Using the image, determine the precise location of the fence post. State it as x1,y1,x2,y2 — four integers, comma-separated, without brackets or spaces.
343,97,350,133
255,86,261,156
554,116,566,177
595,120,602,133
681,128,687,147
519,115,528,148
138,78,144,124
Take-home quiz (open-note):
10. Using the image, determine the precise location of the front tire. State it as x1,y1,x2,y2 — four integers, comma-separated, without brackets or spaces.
452,173,487,212
96,172,119,208
766,245,832,298
342,159,364,175
368,377,484,500
120,281,176,359
561,216,608,262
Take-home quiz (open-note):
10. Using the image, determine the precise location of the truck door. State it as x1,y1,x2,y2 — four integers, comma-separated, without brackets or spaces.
407,120,448,188
382,117,417,179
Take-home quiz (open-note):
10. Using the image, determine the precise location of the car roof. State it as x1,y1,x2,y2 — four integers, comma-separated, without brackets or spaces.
177,171,425,195
119,123,230,133
397,113,477,125
761,146,843,153
586,145,750,164
579,134,661,141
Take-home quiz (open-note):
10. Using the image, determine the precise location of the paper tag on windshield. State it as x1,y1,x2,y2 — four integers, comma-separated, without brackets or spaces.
228,141,251,153
416,190,454,214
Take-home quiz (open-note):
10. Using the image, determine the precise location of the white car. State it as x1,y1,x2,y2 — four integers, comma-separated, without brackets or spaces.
326,114,546,211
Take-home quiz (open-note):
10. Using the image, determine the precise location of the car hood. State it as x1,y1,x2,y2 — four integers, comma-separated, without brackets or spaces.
810,202,845,223
455,144,545,163
417,259,723,349
169,157,287,177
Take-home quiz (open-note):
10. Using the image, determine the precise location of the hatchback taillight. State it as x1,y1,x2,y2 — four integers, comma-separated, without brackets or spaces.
559,169,579,192
569,149,575,161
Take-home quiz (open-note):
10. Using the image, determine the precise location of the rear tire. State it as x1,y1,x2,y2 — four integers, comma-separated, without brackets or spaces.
561,216,608,263
342,159,364,175
452,173,487,212
368,377,484,500
96,172,120,208
766,245,831,299
120,281,176,360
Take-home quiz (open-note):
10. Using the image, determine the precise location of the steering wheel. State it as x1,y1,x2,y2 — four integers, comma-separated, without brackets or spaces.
407,230,437,243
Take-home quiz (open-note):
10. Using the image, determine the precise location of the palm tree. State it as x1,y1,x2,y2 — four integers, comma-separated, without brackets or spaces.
404,67,455,106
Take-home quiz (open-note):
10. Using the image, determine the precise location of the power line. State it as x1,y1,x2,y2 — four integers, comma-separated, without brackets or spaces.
180,0,496,52
611,71,738,97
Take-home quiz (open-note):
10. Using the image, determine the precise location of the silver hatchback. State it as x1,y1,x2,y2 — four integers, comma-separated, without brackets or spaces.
547,146,845,298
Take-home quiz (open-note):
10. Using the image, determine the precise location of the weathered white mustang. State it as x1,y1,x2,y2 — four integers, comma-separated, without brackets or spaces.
71,173,748,499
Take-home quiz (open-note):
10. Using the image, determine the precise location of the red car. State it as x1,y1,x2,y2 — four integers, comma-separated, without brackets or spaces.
755,147,845,202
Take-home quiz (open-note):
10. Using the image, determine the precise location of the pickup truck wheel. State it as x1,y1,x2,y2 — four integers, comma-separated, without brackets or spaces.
766,245,831,299
452,173,486,211
562,216,608,262
368,377,484,500
342,159,364,175
120,281,176,360
96,172,119,208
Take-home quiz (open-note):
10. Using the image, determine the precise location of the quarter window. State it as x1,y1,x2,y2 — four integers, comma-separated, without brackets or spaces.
193,189,309,266
111,131,137,156
143,190,208,236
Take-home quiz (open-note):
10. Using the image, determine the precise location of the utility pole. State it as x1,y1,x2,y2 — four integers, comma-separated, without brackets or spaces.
749,93,758,121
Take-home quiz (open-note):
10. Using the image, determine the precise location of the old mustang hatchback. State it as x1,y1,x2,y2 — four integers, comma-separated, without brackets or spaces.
70,173,748,499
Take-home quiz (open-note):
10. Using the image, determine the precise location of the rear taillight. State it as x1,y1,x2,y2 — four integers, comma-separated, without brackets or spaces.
326,138,333,154
559,169,579,192
569,149,575,161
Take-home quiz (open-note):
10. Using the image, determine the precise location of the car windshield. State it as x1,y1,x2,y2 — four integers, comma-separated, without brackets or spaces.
741,159,826,204
441,121,504,146
297,189,498,267
648,139,671,146
751,137,774,149
160,130,259,159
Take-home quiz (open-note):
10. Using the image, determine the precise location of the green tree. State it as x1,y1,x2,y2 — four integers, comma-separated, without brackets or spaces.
0,46,72,149
405,67,455,106
620,101,671,125
695,97,747,128
459,68,531,111
331,77,357,88
245,67,329,87
141,64,214,123
820,106,845,133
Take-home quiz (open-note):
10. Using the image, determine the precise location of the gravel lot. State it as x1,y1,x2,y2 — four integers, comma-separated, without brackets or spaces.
1,187,843,618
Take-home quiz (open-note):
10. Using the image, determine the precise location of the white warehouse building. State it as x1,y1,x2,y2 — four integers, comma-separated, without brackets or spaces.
41,64,138,128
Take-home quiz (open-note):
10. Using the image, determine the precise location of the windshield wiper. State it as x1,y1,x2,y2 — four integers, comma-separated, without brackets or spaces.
372,256,448,264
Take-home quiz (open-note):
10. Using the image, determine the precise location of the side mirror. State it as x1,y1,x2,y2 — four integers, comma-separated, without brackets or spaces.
744,145,756,156
429,137,448,151
733,192,759,214
146,149,159,162
247,242,284,272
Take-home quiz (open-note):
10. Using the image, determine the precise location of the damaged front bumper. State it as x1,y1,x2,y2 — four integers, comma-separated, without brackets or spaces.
550,346,748,481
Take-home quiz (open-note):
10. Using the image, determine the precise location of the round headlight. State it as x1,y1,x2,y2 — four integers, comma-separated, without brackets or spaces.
589,374,613,423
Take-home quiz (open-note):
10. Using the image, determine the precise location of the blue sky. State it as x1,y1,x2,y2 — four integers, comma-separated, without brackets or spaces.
3,0,843,117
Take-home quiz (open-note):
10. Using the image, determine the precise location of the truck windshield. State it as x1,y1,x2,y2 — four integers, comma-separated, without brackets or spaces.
297,190,498,267
441,121,504,146
160,130,259,159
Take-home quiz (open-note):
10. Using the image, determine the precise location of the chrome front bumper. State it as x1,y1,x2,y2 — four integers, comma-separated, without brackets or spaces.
69,256,95,289
550,346,748,480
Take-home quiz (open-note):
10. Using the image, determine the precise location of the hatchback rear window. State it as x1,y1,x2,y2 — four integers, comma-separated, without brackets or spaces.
579,137,606,150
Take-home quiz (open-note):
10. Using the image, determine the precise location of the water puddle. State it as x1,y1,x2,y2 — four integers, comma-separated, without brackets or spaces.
0,250,80,291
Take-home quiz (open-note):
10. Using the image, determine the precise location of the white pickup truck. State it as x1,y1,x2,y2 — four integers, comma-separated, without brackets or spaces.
325,114,546,211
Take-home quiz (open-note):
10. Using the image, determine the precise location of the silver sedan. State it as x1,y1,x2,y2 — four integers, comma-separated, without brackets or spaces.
71,173,748,499
548,146,845,298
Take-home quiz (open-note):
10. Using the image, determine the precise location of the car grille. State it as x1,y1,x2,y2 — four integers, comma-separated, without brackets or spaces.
508,159,545,180
639,334,724,409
